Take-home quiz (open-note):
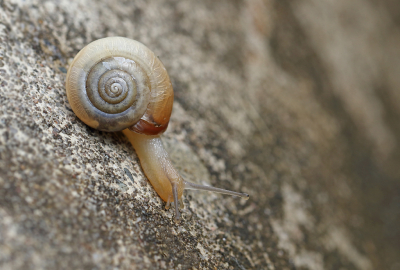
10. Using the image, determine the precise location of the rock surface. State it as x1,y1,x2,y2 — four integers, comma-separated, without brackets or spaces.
0,0,399,269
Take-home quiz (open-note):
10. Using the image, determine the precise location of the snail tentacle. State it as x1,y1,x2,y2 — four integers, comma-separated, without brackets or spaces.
184,181,250,199
172,183,180,222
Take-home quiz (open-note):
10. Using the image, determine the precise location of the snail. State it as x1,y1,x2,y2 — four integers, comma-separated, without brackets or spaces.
65,37,249,221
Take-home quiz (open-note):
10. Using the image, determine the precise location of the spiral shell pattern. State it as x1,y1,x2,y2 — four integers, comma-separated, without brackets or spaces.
66,37,174,133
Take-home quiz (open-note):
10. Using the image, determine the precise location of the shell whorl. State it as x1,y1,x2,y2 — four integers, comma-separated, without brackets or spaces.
66,37,174,134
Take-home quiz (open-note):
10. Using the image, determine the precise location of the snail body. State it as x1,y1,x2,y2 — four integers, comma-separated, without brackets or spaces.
66,37,249,221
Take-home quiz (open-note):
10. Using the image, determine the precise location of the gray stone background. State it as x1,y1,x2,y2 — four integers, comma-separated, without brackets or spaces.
0,0,399,269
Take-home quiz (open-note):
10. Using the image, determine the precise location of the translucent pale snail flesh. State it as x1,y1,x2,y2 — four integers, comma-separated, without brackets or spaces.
65,37,249,221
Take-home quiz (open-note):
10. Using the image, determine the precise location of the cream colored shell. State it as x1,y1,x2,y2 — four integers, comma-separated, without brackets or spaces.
66,37,173,133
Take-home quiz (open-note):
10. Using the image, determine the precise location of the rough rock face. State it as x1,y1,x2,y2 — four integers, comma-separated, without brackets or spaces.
0,0,399,269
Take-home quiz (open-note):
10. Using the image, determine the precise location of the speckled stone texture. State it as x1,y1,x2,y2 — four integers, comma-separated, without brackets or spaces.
0,0,399,269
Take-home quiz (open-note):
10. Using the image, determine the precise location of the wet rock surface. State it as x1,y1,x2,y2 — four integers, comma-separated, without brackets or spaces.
0,0,399,269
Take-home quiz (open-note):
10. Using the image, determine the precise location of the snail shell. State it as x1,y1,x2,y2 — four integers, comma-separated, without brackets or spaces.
66,37,173,134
